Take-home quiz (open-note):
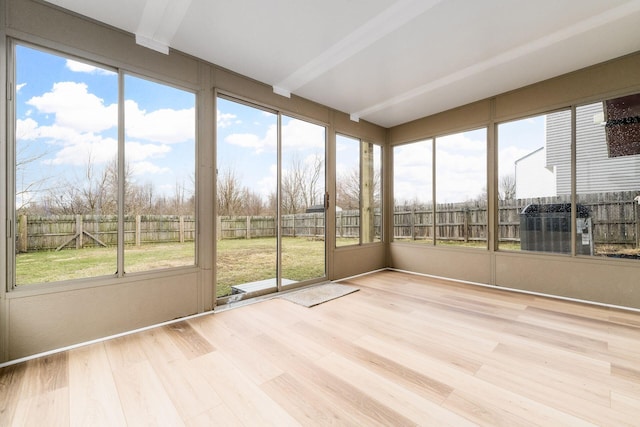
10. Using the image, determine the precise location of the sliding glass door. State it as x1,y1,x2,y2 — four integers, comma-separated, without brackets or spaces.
216,97,326,300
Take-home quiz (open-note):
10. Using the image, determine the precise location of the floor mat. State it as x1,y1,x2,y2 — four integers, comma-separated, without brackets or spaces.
279,283,359,307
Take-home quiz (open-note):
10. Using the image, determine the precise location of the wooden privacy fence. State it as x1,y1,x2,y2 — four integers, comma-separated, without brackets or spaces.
16,214,195,253
14,191,640,251
217,210,383,240
217,213,327,240
394,191,640,247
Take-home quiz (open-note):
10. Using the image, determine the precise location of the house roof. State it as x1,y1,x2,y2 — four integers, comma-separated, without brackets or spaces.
43,0,640,128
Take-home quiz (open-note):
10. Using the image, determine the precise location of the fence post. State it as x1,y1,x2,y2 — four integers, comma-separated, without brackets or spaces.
464,208,470,243
217,216,222,241
18,214,28,252
136,215,141,246
179,216,185,243
246,216,251,239
410,208,415,240
76,215,83,249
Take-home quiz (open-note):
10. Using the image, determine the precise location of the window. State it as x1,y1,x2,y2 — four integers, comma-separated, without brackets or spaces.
576,95,640,259
393,140,433,243
335,134,382,246
497,111,571,253
12,43,196,286
123,75,196,273
435,129,487,248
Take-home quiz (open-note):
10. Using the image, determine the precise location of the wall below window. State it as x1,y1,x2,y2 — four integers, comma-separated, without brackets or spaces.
6,270,200,360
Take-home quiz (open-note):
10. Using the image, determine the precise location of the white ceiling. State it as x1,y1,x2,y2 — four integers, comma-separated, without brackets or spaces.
44,0,640,128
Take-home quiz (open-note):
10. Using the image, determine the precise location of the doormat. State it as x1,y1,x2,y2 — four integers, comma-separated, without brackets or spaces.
279,283,359,307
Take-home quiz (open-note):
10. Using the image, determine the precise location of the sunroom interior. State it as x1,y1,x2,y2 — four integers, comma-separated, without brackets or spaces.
1,0,640,375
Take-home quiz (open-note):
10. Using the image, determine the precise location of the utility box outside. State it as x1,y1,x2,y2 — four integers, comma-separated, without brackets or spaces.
520,203,593,255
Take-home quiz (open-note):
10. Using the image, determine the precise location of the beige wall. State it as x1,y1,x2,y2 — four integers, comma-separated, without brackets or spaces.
0,0,386,362
388,51,640,310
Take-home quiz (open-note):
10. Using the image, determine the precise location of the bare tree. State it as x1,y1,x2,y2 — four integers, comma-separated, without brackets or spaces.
281,153,324,214
499,174,516,201
15,135,55,214
217,167,245,216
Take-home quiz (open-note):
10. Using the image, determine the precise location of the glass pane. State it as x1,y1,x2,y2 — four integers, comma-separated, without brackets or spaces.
281,116,326,284
336,134,360,246
393,140,433,243
14,45,118,285
123,75,196,273
216,98,278,298
577,97,640,259
435,129,487,248
498,111,572,252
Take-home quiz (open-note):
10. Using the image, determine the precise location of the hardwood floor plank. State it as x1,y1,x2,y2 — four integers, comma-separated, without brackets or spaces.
111,360,184,426
261,372,366,426
291,320,454,403
315,351,474,426
475,364,629,426
0,362,27,424
11,387,70,427
21,352,68,397
184,403,245,427
164,321,215,360
192,351,300,427
67,344,127,427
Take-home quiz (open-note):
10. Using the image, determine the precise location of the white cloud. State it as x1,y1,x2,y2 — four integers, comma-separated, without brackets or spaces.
42,134,118,166
26,81,117,133
282,119,325,150
125,100,194,144
16,83,27,93
225,125,277,154
217,109,239,128
125,141,172,161
16,118,39,139
65,59,115,75
225,118,325,154
130,161,171,176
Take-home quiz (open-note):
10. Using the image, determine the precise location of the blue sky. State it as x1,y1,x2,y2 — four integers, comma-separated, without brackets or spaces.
15,44,195,209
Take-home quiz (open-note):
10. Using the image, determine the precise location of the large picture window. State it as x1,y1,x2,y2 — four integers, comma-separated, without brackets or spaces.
435,129,487,248
12,43,196,286
393,140,433,243
393,129,486,248
577,96,640,259
497,111,572,253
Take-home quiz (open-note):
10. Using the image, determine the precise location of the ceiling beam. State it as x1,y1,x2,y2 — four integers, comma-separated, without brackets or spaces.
351,0,640,122
135,0,192,54
273,0,443,97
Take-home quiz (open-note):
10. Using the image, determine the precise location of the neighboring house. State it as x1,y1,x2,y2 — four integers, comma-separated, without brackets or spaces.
515,146,556,199
517,102,640,198
547,102,640,195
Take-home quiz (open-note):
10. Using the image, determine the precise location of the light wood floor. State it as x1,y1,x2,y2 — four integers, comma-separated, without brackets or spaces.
1,270,640,426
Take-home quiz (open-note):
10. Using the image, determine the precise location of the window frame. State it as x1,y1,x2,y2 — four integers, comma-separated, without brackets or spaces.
7,39,199,292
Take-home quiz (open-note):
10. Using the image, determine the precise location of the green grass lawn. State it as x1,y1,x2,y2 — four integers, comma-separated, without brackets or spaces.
15,243,196,285
15,238,328,299
216,237,327,297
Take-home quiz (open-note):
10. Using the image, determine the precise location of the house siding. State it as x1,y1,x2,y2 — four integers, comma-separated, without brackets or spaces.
547,103,640,195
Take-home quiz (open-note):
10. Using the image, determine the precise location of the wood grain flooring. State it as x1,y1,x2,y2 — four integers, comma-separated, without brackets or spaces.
1,270,640,426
